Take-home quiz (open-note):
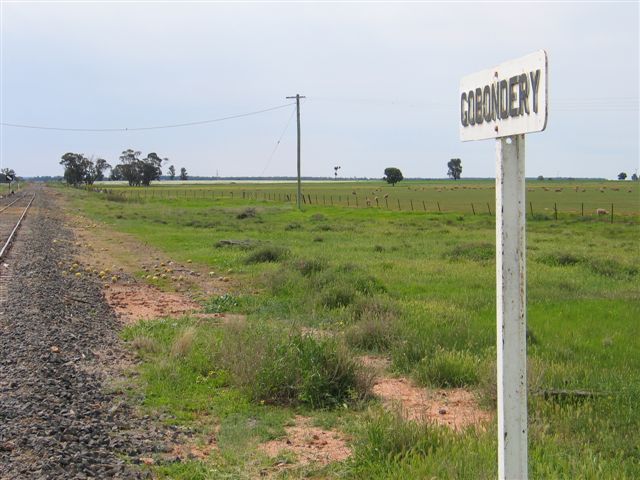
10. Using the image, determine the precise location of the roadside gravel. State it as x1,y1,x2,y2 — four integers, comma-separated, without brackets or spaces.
0,189,168,479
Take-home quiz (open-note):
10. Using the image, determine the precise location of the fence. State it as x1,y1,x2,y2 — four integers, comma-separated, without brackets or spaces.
87,186,632,223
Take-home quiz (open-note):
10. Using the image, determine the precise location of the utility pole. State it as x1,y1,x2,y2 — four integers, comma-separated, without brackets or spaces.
286,94,305,209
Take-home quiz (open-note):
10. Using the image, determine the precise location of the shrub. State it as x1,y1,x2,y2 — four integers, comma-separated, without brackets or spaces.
245,246,289,264
414,348,480,388
310,213,327,222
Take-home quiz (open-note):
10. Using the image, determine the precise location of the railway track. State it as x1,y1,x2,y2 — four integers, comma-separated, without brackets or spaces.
0,192,35,260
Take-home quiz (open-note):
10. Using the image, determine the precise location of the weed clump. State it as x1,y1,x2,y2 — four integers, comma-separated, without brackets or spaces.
130,336,160,355
320,285,357,309
538,252,582,266
216,323,371,408
236,207,257,219
245,246,289,264
354,409,447,463
446,243,494,262
285,222,303,231
310,213,327,222
414,348,480,388
294,258,327,276
171,327,196,358
345,313,396,352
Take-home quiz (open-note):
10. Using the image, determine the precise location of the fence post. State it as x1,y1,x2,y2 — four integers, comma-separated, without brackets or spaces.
610,203,614,224
581,202,584,217
488,203,492,216
529,202,533,218
554,202,558,221
308,194,312,205
397,198,401,210
437,201,441,213
355,196,358,207
347,197,350,206
331,195,333,205
423,200,426,212
471,203,476,215
385,197,389,208
410,200,414,211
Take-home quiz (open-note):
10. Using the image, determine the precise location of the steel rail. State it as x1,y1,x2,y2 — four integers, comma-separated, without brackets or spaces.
0,194,36,260
0,194,27,214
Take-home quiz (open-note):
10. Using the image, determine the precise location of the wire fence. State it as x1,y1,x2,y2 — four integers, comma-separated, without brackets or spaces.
85,186,636,223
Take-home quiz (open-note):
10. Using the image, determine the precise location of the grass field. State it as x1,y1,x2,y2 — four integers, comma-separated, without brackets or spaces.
64,180,639,478
95,178,640,216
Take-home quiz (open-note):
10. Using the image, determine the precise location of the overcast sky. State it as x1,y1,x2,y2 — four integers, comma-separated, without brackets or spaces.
1,1,638,179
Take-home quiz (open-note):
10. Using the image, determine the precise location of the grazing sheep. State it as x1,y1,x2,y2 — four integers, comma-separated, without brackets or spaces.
596,208,609,215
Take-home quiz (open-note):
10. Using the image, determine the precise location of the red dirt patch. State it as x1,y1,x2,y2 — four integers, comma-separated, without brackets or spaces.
104,283,201,324
168,435,218,461
372,377,491,430
259,416,351,473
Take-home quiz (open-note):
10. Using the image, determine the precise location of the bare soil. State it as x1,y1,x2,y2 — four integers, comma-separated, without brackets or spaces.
104,283,201,324
373,378,491,430
259,416,351,474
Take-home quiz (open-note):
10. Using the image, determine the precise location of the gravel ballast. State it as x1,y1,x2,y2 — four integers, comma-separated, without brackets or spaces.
0,190,166,479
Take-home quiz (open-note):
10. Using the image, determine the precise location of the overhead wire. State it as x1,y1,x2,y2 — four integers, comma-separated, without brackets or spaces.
0,103,296,132
259,100,300,176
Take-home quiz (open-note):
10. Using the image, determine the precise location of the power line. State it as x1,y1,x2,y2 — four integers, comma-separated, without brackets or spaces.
260,103,298,176
0,103,296,132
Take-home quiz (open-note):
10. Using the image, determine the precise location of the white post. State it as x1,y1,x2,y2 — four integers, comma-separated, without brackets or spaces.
496,134,528,480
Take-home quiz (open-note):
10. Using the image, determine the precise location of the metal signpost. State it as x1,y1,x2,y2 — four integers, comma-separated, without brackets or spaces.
459,50,548,480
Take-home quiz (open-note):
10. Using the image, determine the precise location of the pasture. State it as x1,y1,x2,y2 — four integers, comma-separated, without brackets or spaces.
64,179,639,478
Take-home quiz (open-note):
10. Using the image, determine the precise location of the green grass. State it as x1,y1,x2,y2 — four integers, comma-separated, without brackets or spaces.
61,180,640,478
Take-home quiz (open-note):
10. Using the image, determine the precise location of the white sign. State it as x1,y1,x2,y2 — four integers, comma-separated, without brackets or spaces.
459,50,548,141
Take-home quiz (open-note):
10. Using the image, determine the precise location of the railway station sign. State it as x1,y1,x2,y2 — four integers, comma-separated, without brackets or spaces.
460,50,547,141
459,50,549,480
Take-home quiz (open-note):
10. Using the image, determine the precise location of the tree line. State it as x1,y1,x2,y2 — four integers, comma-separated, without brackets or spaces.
59,150,188,186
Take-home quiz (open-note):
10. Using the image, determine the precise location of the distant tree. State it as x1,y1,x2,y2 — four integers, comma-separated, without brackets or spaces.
618,172,627,180
334,165,341,180
383,167,403,186
139,152,165,186
632,173,638,181
180,167,188,181
118,150,143,186
110,165,124,181
447,158,462,180
116,149,167,186
60,153,96,185
94,158,111,182
168,165,176,180
537,175,544,181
